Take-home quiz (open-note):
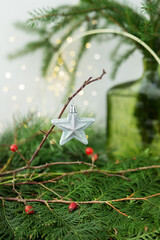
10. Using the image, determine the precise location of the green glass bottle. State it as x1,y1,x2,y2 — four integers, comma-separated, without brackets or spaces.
107,58,160,157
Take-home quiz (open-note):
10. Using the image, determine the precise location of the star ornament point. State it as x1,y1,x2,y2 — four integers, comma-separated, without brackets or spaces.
51,105,95,145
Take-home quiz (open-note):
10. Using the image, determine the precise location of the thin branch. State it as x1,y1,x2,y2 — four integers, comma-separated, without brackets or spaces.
2,169,129,186
115,165,160,173
28,69,106,165
39,183,63,199
30,7,109,21
12,172,23,200
0,193,159,217
47,169,129,181
1,162,160,178
0,192,159,204
106,202,128,217
16,150,28,164
31,161,95,170
0,161,96,177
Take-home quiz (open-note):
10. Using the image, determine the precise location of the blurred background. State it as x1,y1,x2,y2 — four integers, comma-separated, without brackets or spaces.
0,0,143,132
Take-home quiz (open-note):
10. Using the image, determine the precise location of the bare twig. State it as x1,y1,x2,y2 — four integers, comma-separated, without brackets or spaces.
47,169,129,181
2,169,129,186
106,202,128,217
115,165,160,174
16,150,28,165
31,161,95,170
0,193,159,217
0,161,96,177
12,173,23,200
28,70,106,165
1,162,160,179
39,183,63,199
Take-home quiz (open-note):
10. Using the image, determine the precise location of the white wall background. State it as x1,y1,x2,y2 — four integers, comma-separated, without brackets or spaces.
0,0,144,132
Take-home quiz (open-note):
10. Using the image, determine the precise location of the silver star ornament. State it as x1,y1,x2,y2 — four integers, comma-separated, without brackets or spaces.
51,105,95,145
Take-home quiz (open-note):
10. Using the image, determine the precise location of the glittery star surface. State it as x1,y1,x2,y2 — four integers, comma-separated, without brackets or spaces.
51,105,95,145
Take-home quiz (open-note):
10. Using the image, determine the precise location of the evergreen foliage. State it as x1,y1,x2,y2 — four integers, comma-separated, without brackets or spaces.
9,0,160,88
0,114,160,239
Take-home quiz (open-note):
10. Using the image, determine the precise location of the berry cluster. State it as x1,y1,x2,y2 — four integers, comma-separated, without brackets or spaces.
24,203,78,215
85,147,98,163
9,144,97,215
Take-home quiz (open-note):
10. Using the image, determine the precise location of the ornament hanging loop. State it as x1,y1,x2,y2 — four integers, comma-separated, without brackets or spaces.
70,104,77,113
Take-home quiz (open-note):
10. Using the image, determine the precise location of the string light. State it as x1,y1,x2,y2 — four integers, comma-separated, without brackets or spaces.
78,90,84,96
59,71,64,77
56,39,61,44
8,36,15,43
5,72,11,79
2,86,8,93
57,57,63,65
85,42,91,48
54,66,59,72
94,53,100,60
18,84,25,90
67,37,73,43
69,68,74,73
92,20,97,25
70,60,76,66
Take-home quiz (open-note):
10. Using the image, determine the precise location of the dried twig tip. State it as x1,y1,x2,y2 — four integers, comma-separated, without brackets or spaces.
103,69,106,75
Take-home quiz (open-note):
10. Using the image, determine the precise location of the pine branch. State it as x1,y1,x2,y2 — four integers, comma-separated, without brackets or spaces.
114,165,160,174
28,6,109,22
8,40,48,59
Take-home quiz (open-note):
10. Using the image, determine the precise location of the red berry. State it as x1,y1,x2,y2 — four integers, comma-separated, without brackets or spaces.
92,153,98,161
25,205,34,214
10,144,18,152
69,202,78,212
85,147,94,155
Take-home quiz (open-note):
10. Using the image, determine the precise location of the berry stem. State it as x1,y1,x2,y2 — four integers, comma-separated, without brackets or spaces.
16,150,28,165
12,172,23,200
